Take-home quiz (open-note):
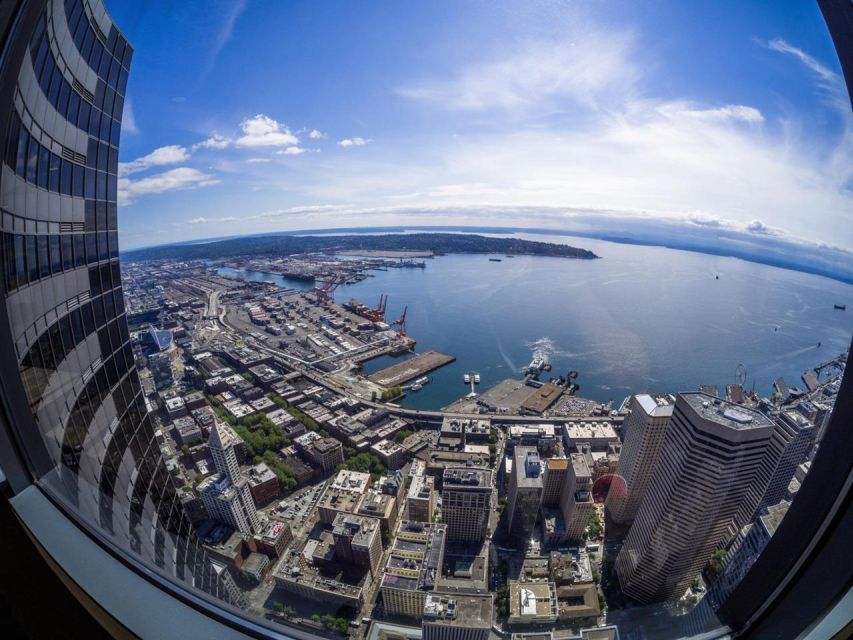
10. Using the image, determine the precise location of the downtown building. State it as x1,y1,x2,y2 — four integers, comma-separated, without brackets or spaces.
422,592,493,640
560,453,595,542
507,447,544,541
758,409,816,511
615,393,777,604
0,0,240,605
605,394,675,525
381,520,447,618
441,467,492,543
198,422,260,535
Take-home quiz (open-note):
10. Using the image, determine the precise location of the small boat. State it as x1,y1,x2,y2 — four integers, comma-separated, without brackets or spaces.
715,275,719,280
505,255,515,258
463,373,471,384
410,383,422,391
834,303,846,310
474,374,481,383
415,376,430,386
489,258,502,262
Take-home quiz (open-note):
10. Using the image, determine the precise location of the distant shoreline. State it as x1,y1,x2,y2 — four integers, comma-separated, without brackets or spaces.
121,225,853,286
122,232,600,263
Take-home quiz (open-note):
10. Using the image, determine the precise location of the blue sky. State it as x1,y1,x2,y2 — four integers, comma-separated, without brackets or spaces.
105,0,852,253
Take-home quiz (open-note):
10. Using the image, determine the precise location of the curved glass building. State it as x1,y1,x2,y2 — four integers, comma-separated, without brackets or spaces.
0,0,242,606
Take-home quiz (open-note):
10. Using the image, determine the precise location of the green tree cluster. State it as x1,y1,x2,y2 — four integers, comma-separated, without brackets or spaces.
310,614,349,634
258,450,297,493
380,386,403,401
234,414,291,459
588,510,603,538
393,429,413,443
340,450,386,478
495,585,510,618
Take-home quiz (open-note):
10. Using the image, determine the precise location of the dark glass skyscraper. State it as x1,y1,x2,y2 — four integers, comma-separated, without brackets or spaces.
0,0,241,606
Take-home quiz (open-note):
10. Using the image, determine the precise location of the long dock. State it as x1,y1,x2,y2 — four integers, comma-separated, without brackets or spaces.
368,351,456,387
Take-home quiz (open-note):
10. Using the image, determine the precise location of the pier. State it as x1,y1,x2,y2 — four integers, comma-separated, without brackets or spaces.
368,351,456,387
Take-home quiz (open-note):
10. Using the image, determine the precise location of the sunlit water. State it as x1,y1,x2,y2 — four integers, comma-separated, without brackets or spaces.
219,235,852,410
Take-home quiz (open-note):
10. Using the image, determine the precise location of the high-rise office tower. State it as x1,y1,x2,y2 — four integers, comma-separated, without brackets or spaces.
605,394,675,525
507,447,543,540
199,421,260,535
441,468,492,543
541,456,568,507
616,393,776,604
758,410,815,512
561,452,595,542
0,0,240,604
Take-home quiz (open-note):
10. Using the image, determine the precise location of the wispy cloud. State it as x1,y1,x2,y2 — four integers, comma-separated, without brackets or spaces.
236,114,300,147
338,137,370,147
188,215,237,225
122,100,139,134
397,30,640,113
119,145,190,176
119,167,219,205
276,146,308,155
308,129,326,140
199,0,248,82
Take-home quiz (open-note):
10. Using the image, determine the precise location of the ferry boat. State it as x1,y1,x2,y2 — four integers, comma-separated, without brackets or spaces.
526,356,545,373
474,374,481,383
463,373,471,384
834,303,847,310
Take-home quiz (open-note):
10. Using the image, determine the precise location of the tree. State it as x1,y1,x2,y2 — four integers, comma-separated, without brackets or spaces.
588,510,603,538
708,549,727,577
380,386,402,401
181,444,190,457
394,429,413,443
496,585,510,618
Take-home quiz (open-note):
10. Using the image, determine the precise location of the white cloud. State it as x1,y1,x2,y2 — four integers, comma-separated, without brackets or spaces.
236,114,299,147
246,157,271,163
194,134,232,150
276,146,308,155
122,100,139,134
338,137,370,147
397,31,640,113
659,103,764,124
308,129,326,139
119,167,219,205
119,145,190,176
188,216,237,224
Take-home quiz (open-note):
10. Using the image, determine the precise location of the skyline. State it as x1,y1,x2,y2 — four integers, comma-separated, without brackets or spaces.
106,0,852,258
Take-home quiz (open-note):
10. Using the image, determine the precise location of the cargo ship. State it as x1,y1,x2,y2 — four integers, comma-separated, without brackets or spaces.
834,303,846,310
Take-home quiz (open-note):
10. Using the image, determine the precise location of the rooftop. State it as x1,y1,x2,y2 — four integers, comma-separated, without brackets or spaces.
423,593,493,627
634,393,675,417
443,467,492,489
681,392,774,431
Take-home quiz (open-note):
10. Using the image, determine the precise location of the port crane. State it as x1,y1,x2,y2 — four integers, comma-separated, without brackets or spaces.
390,305,408,336
313,278,341,305
362,294,387,322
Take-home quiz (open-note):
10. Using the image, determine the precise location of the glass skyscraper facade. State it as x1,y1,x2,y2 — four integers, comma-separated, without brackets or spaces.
0,0,241,606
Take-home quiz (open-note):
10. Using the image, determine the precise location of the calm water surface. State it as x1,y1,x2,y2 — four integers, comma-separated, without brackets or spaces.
220,235,852,410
